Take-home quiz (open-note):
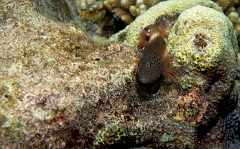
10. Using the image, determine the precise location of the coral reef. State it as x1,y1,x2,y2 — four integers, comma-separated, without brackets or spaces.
77,0,105,20
75,0,162,37
0,0,239,148
168,5,237,88
168,5,237,125
27,0,240,46
77,0,161,24
213,0,240,42
109,0,222,46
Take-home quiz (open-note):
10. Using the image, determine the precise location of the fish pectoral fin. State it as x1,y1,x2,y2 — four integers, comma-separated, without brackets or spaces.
162,54,180,81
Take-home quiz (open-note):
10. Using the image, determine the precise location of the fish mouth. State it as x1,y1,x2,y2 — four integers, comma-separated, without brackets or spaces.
139,78,148,84
138,76,153,84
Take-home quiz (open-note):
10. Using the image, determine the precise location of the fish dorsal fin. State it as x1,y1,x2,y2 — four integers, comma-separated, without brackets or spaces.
148,31,168,61
148,25,168,61
148,30,177,81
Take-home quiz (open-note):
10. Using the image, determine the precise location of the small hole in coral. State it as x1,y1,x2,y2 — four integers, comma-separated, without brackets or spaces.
73,45,80,50
118,32,126,42
75,53,84,58
194,34,207,49
193,30,211,52
4,94,9,98
184,20,187,25
64,87,70,92
124,115,131,121
95,58,101,61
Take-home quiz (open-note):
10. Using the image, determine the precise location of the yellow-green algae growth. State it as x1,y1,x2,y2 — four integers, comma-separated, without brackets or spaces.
93,124,128,148
168,6,238,90
0,0,239,148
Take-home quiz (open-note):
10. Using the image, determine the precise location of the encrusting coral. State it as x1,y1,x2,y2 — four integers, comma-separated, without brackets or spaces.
93,124,128,148
168,5,237,88
109,0,222,46
0,0,239,148
168,5,237,125
175,88,208,124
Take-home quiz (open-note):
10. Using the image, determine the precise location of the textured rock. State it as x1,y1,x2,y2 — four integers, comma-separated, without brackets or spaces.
29,0,81,25
198,84,240,149
0,0,137,148
0,0,239,148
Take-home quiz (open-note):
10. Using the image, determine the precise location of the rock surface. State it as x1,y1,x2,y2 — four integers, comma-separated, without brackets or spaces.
0,0,239,148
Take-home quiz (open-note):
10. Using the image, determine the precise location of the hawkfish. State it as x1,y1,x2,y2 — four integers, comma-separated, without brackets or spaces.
136,14,178,50
137,24,176,84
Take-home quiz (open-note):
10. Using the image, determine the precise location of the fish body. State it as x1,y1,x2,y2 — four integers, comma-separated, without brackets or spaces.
137,25,175,84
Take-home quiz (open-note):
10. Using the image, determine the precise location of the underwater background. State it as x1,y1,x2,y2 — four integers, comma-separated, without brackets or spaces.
0,0,240,148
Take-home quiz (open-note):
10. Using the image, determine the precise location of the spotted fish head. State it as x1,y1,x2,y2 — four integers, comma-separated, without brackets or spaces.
137,16,179,84
136,24,158,50
138,35,166,84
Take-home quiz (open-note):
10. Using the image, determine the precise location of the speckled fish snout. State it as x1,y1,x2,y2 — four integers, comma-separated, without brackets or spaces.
137,34,166,84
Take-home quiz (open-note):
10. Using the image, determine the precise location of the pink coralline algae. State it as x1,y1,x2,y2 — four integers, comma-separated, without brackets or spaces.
176,88,208,124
